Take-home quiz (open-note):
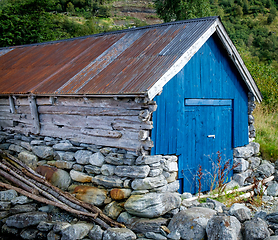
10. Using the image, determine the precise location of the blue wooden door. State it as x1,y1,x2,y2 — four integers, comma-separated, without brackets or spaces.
177,99,233,193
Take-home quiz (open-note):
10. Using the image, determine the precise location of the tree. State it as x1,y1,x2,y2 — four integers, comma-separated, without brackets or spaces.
0,0,62,47
154,0,212,22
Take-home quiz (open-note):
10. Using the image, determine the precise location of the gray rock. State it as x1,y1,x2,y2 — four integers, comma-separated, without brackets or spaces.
63,152,75,161
233,170,252,186
70,170,93,183
11,196,33,205
89,152,105,167
206,215,241,240
117,212,168,233
92,175,123,188
103,228,136,240
233,158,249,173
254,211,267,219
9,203,37,214
0,189,18,201
53,142,74,151
136,155,162,165
266,212,278,223
249,157,261,169
155,180,180,193
233,146,254,158
37,221,54,232
0,201,11,210
47,230,61,240
256,162,275,178
20,228,38,240
0,211,9,219
114,165,150,178
229,203,251,222
47,160,74,169
61,222,94,240
267,182,278,196
207,198,226,212
1,223,19,235
145,232,167,240
161,159,178,172
243,217,270,240
163,171,177,183
249,142,260,155
73,164,84,172
131,175,167,190
181,192,193,199
50,169,71,190
105,153,124,165
30,140,44,145
75,150,92,164
88,225,104,240
101,164,116,176
103,201,124,220
265,237,278,240
9,143,24,152
124,192,181,218
53,222,71,233
18,151,38,169
32,146,54,160
167,207,216,240
6,212,48,228
85,165,101,175
20,141,32,151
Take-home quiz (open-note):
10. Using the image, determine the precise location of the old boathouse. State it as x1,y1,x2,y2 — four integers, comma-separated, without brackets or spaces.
0,16,262,194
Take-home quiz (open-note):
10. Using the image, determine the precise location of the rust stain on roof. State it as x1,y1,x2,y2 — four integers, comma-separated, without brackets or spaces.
0,17,218,96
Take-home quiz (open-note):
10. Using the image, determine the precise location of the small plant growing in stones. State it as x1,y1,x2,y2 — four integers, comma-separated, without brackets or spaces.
197,165,203,200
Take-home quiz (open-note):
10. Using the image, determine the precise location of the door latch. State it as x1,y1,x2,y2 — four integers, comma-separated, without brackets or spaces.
207,135,215,138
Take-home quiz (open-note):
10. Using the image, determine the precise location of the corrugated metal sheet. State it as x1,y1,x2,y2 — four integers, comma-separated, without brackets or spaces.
0,16,218,95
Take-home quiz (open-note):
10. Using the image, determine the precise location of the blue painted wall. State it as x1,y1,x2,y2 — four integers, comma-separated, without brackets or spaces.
151,33,249,193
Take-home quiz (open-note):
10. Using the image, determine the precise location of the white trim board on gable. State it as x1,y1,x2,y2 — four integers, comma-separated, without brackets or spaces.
147,18,262,103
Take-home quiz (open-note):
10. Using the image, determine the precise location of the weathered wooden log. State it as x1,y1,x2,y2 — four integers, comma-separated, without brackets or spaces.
0,181,112,229
0,150,125,228
0,168,35,193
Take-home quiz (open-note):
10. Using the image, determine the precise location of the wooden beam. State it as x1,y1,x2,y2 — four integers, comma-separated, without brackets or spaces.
9,96,16,114
29,95,40,134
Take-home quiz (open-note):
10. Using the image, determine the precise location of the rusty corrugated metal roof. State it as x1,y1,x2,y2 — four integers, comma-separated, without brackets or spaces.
0,16,220,96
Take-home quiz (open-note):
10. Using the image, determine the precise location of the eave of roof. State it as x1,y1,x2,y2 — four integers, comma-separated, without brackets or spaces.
0,16,262,102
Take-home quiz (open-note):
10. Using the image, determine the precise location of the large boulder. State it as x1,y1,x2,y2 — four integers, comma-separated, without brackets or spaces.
243,217,270,240
167,207,216,240
124,192,181,218
206,215,241,240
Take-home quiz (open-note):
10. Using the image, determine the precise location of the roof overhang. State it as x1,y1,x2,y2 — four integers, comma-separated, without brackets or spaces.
147,18,262,103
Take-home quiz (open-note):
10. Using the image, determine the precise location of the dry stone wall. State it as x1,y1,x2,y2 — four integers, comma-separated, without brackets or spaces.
0,130,180,221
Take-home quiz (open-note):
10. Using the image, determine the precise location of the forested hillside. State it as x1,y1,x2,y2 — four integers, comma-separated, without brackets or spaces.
0,0,277,159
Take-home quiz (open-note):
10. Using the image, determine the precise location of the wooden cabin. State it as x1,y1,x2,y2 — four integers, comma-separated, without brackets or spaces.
0,16,262,193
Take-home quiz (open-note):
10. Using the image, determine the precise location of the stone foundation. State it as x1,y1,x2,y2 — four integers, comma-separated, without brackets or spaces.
0,130,180,221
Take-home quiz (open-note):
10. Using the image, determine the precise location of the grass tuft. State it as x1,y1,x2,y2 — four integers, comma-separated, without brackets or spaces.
253,104,278,162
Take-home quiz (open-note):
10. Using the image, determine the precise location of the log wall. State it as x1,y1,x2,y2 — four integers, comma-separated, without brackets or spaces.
0,96,156,153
